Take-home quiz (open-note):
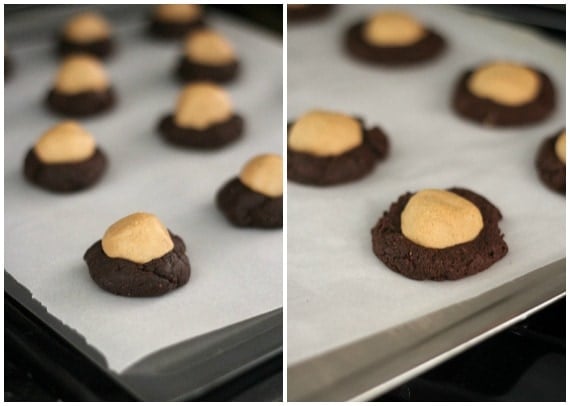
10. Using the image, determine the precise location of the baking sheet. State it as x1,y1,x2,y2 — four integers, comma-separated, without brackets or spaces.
287,4,565,367
5,8,282,373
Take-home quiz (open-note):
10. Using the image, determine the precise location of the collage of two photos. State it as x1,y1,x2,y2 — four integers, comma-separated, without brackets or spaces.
4,3,566,402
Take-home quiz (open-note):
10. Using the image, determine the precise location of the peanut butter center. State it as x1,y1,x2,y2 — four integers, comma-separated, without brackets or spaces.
184,29,235,66
468,62,540,106
288,110,363,157
34,121,96,164
364,11,425,46
239,154,283,197
401,189,484,249
174,82,233,129
63,12,111,43
102,213,174,264
555,130,565,163
54,55,109,94
155,4,202,23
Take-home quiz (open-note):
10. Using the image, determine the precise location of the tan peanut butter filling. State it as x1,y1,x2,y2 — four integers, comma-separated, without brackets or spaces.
288,110,363,157
555,130,565,163
63,12,111,43
401,189,484,249
155,4,202,23
184,29,235,66
239,154,283,198
102,213,174,264
363,11,425,46
174,82,233,129
54,55,109,94
34,121,96,164
467,62,540,106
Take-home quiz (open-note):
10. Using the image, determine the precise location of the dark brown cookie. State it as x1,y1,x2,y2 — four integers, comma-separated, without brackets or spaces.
536,130,565,194
84,231,190,297
452,69,555,126
287,121,390,186
371,188,508,281
158,114,244,149
56,34,114,59
288,5,333,22
149,17,205,39
175,56,239,84
5,55,12,80
217,178,282,228
46,87,116,117
345,22,445,66
23,148,107,193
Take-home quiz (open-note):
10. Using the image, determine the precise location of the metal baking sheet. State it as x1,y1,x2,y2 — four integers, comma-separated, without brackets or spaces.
4,4,283,391
287,4,565,400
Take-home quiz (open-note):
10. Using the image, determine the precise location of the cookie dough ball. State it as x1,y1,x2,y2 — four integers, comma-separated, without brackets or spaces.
158,82,244,149
176,29,239,83
536,128,565,194
287,109,390,186
84,212,191,297
149,4,205,39
46,55,116,117
57,12,114,59
371,187,508,280
453,61,555,126
23,121,107,192
288,4,334,23
217,154,283,228
345,10,445,65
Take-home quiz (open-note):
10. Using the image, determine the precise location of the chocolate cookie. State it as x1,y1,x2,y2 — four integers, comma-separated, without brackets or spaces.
217,154,283,228
176,57,239,84
345,12,445,66
56,12,114,59
46,87,116,117
288,5,333,22
149,4,205,39
46,55,116,117
371,188,508,281
287,112,390,186
158,82,244,149
158,114,244,149
536,129,565,194
24,147,106,193
175,29,239,84
453,63,555,126
85,231,190,297
5,55,12,80
24,121,107,193
57,36,114,60
85,213,191,297
217,178,282,228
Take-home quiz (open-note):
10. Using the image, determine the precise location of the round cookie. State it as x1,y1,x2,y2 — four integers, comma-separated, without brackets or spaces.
288,4,333,23
287,110,390,186
453,61,555,126
536,128,565,194
158,82,244,149
23,121,107,193
371,187,508,281
175,29,239,83
217,154,283,228
57,12,114,59
84,213,191,297
46,54,116,117
345,11,445,66
149,4,205,39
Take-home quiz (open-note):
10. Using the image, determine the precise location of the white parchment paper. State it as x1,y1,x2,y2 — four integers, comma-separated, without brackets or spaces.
5,12,282,373
287,5,565,366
